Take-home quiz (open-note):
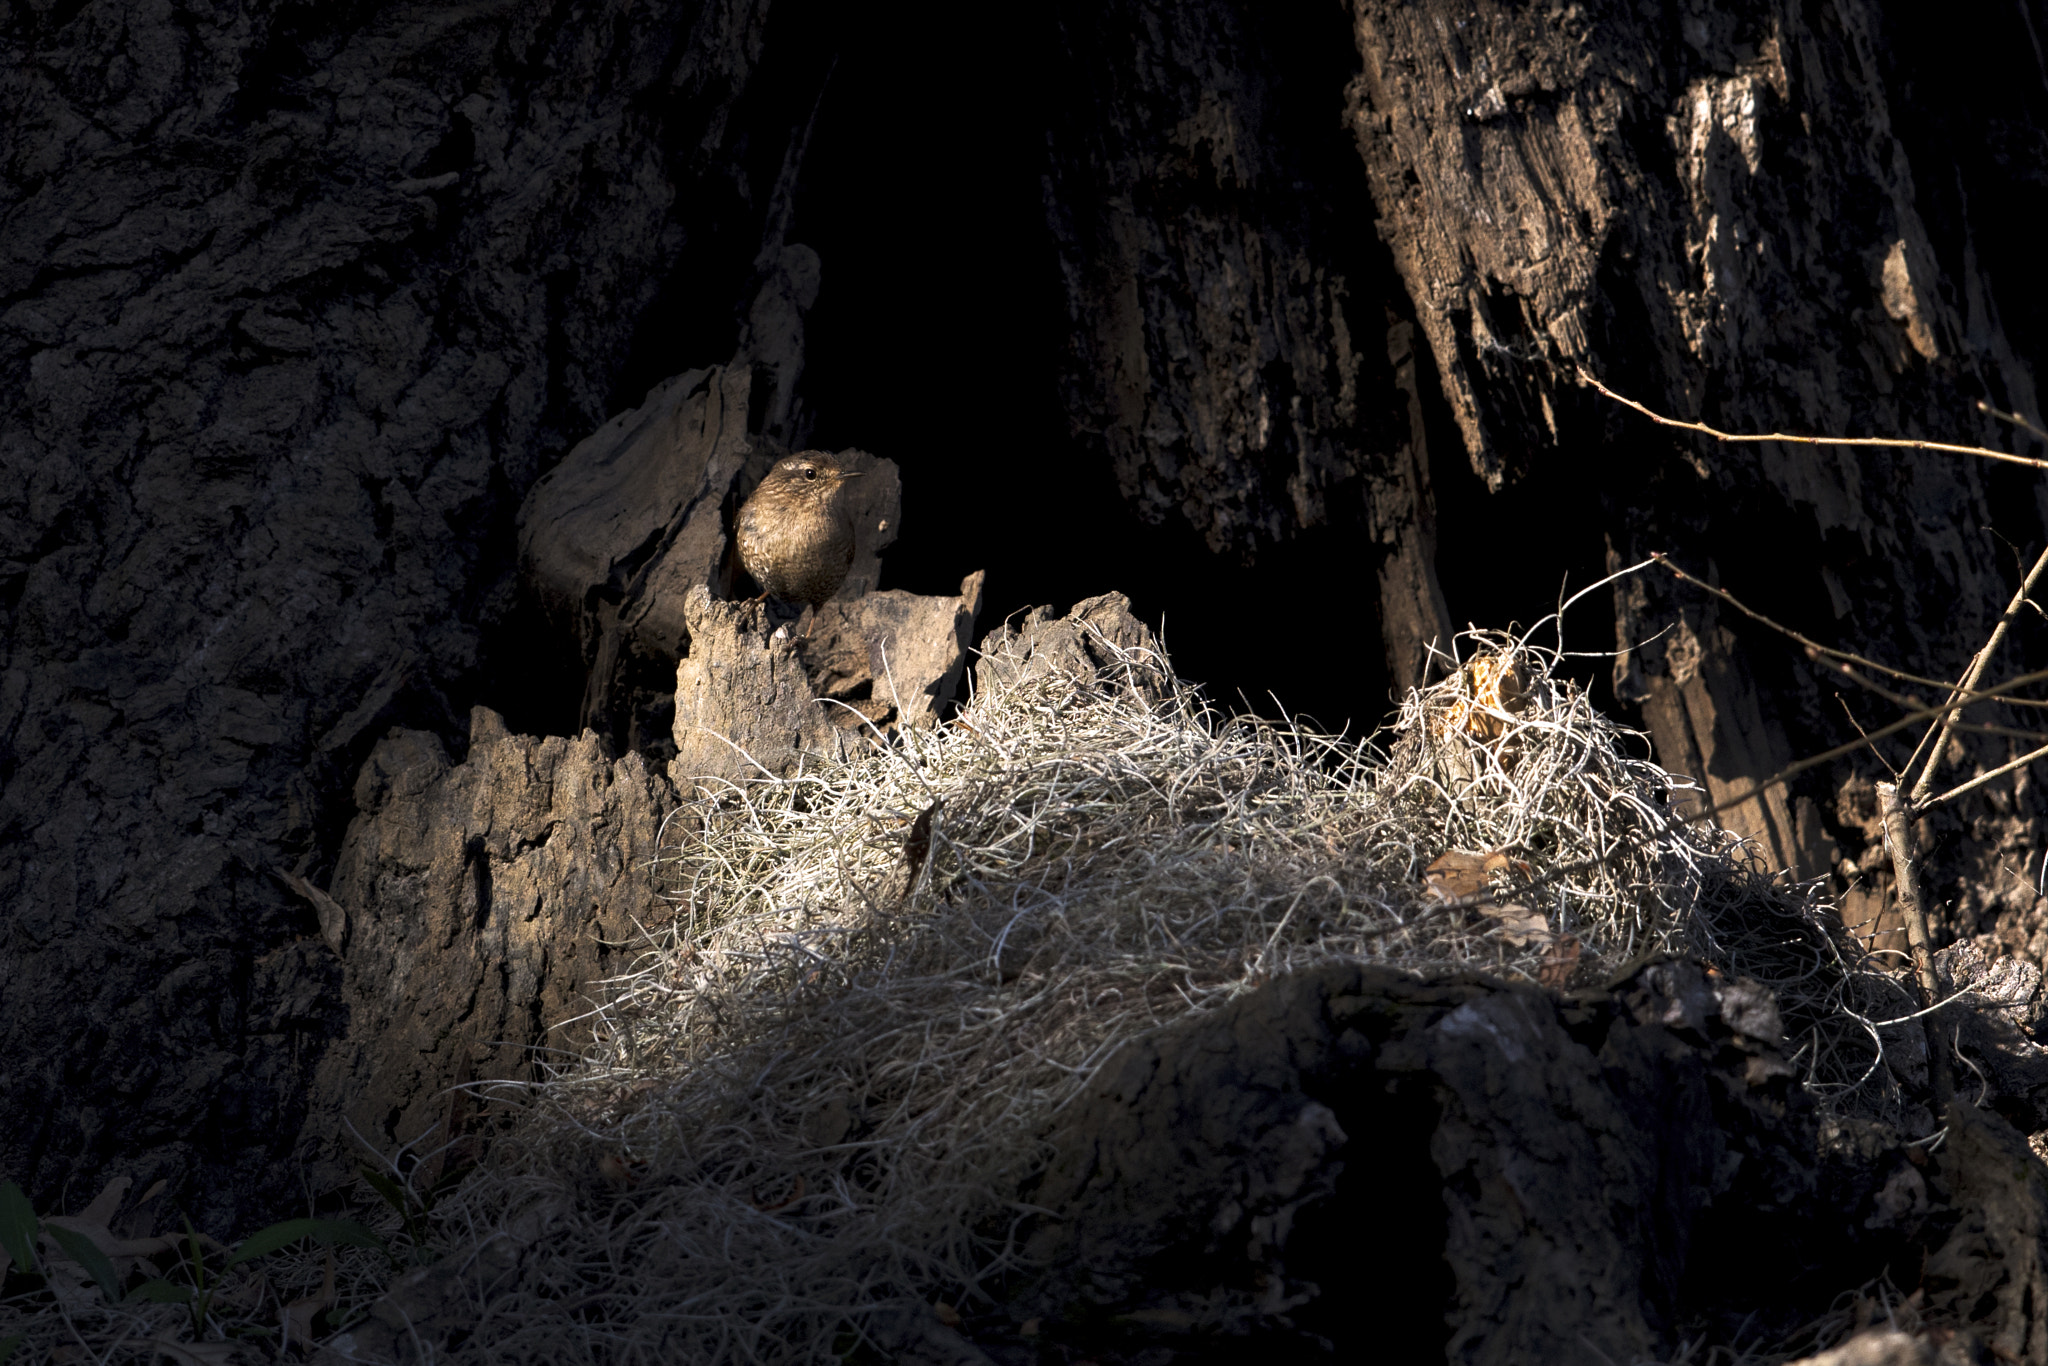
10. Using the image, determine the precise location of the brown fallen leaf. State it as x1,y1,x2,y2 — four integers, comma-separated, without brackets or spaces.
285,1252,337,1352
1423,849,1491,901
1423,849,1532,902
903,798,942,895
1537,936,1584,988
1429,653,1533,742
934,1301,962,1327
41,1177,191,1284
1425,850,1549,946
1479,902,1552,948
78,1176,128,1226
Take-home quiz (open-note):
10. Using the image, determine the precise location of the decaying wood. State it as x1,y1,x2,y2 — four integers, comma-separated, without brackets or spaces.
1347,0,2048,903
1040,1,1454,687
1878,779,1955,1112
301,708,677,1191
0,0,788,1227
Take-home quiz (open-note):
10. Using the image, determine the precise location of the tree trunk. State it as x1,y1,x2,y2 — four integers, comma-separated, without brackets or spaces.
6,0,2048,1268
1340,0,2048,908
1039,0,1456,690
0,0,795,1228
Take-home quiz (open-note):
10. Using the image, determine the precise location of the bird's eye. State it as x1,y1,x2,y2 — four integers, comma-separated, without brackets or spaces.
802,467,818,481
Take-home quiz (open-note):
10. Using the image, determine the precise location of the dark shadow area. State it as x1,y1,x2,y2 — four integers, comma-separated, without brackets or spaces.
1286,1073,1455,1360
1879,0,2048,445
475,0,1639,747
1419,355,1623,714
793,1,1400,735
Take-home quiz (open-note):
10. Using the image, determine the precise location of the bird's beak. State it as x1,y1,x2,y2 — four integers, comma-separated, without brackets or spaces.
836,470,861,480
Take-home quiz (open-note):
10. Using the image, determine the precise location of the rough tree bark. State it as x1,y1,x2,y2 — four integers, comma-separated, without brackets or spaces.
1037,0,2048,918
299,708,675,1192
1339,0,2048,910
7,0,2048,1317
1040,0,1456,691
0,0,794,1227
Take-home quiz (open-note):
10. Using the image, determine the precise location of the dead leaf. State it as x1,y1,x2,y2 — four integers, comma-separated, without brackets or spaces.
120,1178,170,1240
1423,849,1532,903
285,1253,336,1352
42,1213,185,1280
934,1301,962,1327
79,1176,130,1226
1537,936,1584,989
40,1253,98,1313
1424,850,1492,902
275,867,349,953
1479,902,1552,947
903,799,942,895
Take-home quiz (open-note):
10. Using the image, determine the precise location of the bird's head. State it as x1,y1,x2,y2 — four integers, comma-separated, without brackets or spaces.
769,453,861,499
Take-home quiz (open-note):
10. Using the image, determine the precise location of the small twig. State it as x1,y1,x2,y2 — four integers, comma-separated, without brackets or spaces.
1918,739,2048,811
1654,555,1958,690
1806,650,1932,710
1688,668,2048,822
1946,720,2048,744
1580,367,2048,471
1977,399,2048,445
1836,695,1900,779
1904,538,2048,797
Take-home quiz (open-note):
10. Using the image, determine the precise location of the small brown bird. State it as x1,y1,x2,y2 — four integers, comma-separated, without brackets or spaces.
734,452,861,606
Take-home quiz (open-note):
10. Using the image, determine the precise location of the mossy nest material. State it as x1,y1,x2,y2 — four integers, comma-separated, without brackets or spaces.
410,621,1901,1363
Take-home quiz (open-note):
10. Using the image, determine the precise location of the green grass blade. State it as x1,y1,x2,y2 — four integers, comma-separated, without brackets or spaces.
0,1182,37,1275
124,1277,197,1305
357,1165,412,1217
44,1226,122,1302
224,1217,383,1271
0,1331,22,1364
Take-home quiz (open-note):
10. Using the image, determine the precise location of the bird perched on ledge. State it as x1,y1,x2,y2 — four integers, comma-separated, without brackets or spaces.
735,451,862,607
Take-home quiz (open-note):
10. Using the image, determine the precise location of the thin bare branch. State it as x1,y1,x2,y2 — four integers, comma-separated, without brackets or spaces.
1919,740,2048,811
1977,399,2048,445
1654,555,1960,690
1679,668,2048,827
1806,650,1932,710
1581,368,2048,471
1837,695,1900,779
1905,538,2048,798
1948,721,2048,744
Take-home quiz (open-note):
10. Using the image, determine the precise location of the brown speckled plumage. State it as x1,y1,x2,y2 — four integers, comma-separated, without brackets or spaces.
735,452,861,606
